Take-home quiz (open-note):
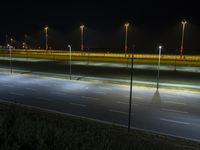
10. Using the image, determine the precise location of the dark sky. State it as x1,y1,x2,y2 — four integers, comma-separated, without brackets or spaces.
0,0,199,53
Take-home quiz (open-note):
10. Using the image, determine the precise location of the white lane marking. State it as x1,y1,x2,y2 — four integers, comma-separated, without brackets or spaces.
36,84,51,87
165,96,186,100
3,84,15,88
160,118,191,125
1,96,16,100
117,101,138,106
38,97,50,101
85,87,89,90
165,95,184,99
124,95,143,100
99,87,111,90
55,92,67,96
161,108,188,114
134,97,144,100
109,109,128,115
69,103,86,107
81,96,99,101
94,91,106,95
60,89,72,92
26,88,37,91
9,92,24,96
164,101,186,105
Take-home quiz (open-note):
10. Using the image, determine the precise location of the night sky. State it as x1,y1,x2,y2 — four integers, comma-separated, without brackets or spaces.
0,0,199,54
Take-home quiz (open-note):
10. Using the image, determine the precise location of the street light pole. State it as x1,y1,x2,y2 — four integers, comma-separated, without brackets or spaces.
24,34,27,48
10,38,14,47
8,44,13,74
128,45,134,132
6,34,8,46
45,26,48,50
180,20,187,56
157,46,162,90
68,45,72,80
174,49,178,71
80,25,85,52
24,34,28,61
5,34,8,60
124,23,130,57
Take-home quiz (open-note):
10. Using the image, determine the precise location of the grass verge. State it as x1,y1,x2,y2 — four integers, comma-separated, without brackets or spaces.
0,101,199,150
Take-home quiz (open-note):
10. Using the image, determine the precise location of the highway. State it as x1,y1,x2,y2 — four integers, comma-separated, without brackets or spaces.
0,73,200,141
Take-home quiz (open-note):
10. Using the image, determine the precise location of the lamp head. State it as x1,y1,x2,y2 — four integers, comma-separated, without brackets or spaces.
80,24,85,29
181,20,187,25
124,22,130,28
124,23,130,28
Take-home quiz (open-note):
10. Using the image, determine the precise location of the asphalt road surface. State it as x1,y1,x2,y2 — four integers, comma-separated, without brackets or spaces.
0,73,200,141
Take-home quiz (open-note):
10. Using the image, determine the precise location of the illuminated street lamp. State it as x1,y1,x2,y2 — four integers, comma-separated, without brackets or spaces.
157,45,162,90
22,42,26,49
10,38,16,49
180,20,187,56
45,26,48,50
124,22,130,55
80,24,85,52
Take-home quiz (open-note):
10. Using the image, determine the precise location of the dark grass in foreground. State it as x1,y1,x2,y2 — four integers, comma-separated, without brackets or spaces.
0,102,199,150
